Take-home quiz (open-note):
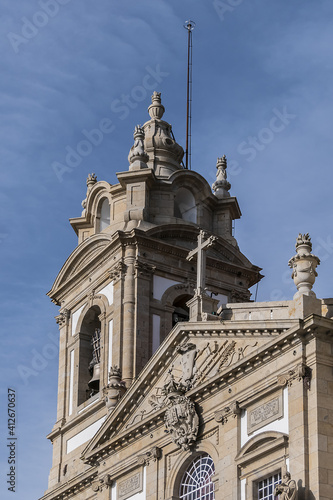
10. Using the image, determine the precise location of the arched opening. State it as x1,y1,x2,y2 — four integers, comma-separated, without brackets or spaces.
98,198,110,232
179,454,215,499
78,306,101,405
172,294,191,327
174,188,197,223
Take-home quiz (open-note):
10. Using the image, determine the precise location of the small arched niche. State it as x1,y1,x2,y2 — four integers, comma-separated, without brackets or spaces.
174,187,197,223
97,198,110,232
78,306,101,405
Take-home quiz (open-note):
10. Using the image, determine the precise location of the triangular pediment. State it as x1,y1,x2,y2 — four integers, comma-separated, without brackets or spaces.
81,317,300,464
48,234,113,299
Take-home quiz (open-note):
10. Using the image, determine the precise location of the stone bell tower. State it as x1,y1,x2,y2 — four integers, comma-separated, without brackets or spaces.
44,92,261,491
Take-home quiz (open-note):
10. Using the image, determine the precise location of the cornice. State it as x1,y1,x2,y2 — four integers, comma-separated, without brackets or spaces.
38,468,98,500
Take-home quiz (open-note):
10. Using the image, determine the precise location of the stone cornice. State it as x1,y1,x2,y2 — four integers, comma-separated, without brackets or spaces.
38,468,98,500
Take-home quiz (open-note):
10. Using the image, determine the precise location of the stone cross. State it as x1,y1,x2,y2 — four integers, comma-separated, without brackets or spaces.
187,230,217,295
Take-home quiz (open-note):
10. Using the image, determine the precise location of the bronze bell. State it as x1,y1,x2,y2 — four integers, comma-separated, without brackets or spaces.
88,363,100,393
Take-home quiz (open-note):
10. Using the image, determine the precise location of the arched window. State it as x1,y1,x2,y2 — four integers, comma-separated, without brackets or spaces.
179,454,215,499
98,198,110,232
174,188,197,223
78,306,101,405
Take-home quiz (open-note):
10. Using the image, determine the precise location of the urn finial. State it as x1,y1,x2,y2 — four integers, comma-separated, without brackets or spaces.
212,155,231,198
148,91,165,120
128,125,149,170
288,233,320,298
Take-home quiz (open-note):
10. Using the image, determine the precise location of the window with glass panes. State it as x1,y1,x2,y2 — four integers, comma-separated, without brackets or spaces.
179,454,215,500
257,472,281,500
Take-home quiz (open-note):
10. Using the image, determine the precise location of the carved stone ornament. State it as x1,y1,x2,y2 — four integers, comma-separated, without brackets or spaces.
108,261,127,282
212,155,231,199
137,446,161,466
55,309,70,327
148,91,165,120
81,173,97,214
214,401,241,425
104,366,126,412
91,474,113,493
277,363,311,388
163,374,199,451
128,125,149,170
288,233,320,299
273,471,297,500
134,259,156,277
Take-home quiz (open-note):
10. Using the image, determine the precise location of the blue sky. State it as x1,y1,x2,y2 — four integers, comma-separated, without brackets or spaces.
1,1,333,499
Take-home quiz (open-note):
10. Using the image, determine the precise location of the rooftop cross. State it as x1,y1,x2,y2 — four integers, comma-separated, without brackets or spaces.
187,230,217,296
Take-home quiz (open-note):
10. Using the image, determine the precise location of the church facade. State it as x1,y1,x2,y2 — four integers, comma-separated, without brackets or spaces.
40,92,333,500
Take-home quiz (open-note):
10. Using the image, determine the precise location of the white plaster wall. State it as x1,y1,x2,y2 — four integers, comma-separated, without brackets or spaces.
241,478,246,500
153,276,180,300
71,305,85,336
68,350,74,416
152,315,160,354
98,281,114,306
108,319,113,372
111,467,146,500
241,387,289,447
66,416,106,454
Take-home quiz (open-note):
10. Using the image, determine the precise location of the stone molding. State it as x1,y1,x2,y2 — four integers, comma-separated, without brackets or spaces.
134,258,156,277
214,401,241,424
137,446,161,466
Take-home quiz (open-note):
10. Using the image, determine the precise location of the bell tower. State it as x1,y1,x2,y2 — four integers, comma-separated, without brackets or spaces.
45,92,261,490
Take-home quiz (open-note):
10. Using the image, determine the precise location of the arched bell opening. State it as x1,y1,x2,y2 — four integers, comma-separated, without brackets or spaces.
78,306,102,405
172,294,191,327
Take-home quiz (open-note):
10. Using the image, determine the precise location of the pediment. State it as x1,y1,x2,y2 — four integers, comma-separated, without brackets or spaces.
49,234,112,295
81,318,298,464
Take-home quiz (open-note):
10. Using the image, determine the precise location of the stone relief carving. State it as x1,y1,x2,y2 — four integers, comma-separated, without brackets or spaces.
176,341,198,388
164,390,199,451
91,474,113,493
137,446,161,466
214,401,240,425
277,363,311,388
55,308,70,327
273,471,297,500
128,125,149,170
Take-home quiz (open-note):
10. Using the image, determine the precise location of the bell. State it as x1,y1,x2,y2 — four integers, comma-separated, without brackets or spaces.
88,363,100,393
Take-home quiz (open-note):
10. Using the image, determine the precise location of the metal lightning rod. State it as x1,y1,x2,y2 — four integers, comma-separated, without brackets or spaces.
184,20,195,170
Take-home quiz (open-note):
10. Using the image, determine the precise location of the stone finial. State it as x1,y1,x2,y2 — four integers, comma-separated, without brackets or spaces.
128,125,149,170
81,173,97,213
212,155,231,199
104,366,126,412
87,172,97,188
148,91,165,120
288,233,320,299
